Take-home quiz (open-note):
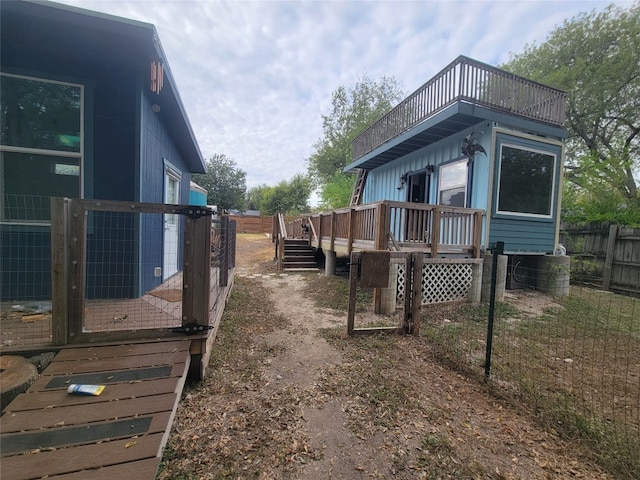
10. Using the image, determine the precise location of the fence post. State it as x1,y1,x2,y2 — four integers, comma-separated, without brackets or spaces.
219,215,229,287
603,224,618,291
485,241,504,381
183,213,211,327
50,197,69,345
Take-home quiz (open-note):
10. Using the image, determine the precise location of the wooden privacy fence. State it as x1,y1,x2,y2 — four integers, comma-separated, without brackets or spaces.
229,214,272,234
561,222,640,296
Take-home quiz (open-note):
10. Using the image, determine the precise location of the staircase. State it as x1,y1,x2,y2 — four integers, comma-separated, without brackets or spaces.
282,239,319,270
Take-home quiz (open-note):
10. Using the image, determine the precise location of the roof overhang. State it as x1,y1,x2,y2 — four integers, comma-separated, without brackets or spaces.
0,0,205,173
344,101,567,173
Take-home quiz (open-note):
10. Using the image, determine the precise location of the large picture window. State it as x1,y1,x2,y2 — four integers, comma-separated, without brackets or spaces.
0,73,83,224
497,144,556,217
438,159,467,207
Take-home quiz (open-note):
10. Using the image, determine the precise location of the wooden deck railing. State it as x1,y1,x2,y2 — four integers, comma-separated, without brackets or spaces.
352,55,567,160
274,201,483,263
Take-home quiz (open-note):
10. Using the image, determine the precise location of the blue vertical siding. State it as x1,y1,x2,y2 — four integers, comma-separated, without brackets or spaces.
488,131,563,254
137,90,192,295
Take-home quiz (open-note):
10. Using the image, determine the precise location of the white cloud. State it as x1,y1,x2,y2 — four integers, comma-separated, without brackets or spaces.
56,0,629,197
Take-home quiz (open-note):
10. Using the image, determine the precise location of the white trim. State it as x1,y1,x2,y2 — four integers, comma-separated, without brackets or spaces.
0,73,84,224
437,158,468,207
495,142,557,219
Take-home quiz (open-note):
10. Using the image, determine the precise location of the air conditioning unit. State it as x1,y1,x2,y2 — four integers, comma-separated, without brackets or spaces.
507,255,537,290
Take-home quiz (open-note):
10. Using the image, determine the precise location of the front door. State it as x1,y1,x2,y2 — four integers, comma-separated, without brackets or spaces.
163,170,180,280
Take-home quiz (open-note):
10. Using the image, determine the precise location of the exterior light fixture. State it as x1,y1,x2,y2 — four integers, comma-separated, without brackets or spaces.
397,173,407,190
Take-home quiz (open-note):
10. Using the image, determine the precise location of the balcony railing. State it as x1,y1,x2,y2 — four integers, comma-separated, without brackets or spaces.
274,201,483,265
352,55,567,160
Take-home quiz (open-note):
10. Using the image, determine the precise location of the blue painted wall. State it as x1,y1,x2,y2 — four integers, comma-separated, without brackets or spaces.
363,126,491,243
361,123,564,254
488,132,563,254
136,90,192,295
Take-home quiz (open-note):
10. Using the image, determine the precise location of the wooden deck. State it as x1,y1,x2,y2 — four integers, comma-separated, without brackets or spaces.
0,339,191,479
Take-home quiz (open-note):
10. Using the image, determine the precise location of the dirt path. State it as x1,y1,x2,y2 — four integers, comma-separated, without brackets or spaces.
159,234,612,479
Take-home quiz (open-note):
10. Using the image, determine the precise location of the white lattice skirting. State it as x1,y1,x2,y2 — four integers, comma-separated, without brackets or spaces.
396,262,474,305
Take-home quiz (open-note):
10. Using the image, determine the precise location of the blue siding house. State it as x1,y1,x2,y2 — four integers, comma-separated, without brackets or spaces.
344,56,568,286
1,0,205,301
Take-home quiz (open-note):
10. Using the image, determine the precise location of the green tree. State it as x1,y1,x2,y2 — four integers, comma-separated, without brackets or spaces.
502,3,640,222
307,76,404,208
192,153,246,211
256,174,313,215
246,184,268,211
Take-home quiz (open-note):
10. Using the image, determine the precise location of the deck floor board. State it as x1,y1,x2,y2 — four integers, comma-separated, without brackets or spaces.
0,339,190,479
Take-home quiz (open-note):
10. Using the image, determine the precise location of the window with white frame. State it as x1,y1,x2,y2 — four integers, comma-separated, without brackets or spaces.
438,159,467,207
496,144,556,217
0,73,83,223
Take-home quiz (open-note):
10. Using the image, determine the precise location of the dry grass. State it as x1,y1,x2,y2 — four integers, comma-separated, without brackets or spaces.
158,234,618,480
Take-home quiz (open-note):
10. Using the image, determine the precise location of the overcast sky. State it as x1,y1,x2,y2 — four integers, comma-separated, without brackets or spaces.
57,0,630,199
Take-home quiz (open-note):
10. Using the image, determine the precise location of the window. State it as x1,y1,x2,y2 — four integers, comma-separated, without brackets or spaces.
438,159,467,207
1,73,83,223
496,144,556,217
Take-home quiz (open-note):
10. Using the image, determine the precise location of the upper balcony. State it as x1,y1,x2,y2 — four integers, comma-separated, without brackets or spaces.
350,56,567,170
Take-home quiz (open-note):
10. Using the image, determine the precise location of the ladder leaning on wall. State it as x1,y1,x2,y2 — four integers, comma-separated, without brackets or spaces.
350,169,368,206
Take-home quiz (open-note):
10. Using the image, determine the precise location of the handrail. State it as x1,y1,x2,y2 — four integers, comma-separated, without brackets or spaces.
352,55,567,160
277,213,288,240
281,201,483,258
307,216,318,244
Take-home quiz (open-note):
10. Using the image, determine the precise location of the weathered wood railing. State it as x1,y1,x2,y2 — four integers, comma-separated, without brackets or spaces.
276,201,483,260
352,55,567,160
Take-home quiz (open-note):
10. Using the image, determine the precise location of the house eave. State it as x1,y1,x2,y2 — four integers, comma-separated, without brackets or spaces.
344,101,567,173
1,0,205,173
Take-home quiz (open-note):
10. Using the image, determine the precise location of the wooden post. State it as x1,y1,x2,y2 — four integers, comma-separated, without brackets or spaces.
403,254,413,333
411,252,423,335
317,213,323,250
219,215,229,286
182,213,211,328
347,208,355,255
347,252,360,336
67,199,87,341
603,224,618,291
431,208,440,257
50,197,69,345
373,203,388,313
329,212,336,251
472,211,483,258
374,202,388,250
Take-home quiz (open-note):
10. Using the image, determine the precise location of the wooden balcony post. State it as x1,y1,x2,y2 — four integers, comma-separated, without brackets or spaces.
431,208,440,257
183,213,212,327
374,202,388,250
51,197,69,345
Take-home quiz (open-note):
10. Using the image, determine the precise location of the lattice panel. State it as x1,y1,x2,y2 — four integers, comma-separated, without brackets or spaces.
421,263,472,305
396,263,406,303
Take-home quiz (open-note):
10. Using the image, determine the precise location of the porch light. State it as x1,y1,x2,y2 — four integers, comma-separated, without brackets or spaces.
397,173,407,190
150,58,164,94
